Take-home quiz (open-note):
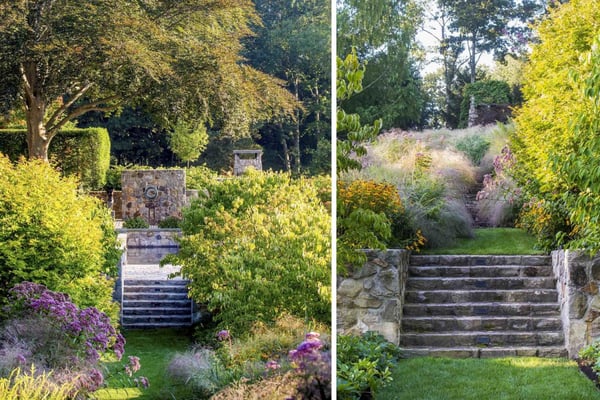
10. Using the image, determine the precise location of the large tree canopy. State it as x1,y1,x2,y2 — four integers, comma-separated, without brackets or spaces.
0,0,297,160
337,0,424,130
245,0,331,174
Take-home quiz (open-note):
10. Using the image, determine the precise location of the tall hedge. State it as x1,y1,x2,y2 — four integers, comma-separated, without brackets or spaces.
0,128,110,189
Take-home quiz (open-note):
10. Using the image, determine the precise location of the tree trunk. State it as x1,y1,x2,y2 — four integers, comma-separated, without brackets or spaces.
280,133,291,171
469,34,477,83
293,78,301,174
25,96,50,161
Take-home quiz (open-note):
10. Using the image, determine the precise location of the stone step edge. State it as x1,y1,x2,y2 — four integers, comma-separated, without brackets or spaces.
403,301,559,307
405,289,558,294
401,331,563,336
401,346,567,358
122,323,192,328
408,265,553,275
409,255,550,266
402,316,561,321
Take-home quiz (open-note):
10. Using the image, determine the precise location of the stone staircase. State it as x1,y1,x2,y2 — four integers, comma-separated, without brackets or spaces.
401,255,567,358
119,244,192,329
121,278,193,328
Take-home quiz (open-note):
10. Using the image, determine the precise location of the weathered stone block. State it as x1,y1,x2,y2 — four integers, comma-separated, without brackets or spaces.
354,295,383,309
568,291,588,319
571,266,588,287
337,279,362,298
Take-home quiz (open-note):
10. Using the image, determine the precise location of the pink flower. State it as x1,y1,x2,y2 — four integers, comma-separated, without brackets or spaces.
217,330,230,341
266,360,280,370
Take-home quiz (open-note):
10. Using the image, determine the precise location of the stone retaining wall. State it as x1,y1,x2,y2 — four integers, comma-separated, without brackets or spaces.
120,229,181,248
337,249,410,345
552,250,600,358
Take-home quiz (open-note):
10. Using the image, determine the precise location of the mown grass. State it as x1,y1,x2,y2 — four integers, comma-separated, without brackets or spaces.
93,328,195,400
422,228,545,255
375,357,600,400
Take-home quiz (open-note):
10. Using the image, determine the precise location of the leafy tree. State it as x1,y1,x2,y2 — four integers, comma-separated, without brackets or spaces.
512,0,600,250
336,50,382,173
421,0,543,127
0,0,297,161
336,51,391,274
245,0,331,174
337,0,424,130
168,121,208,167
441,0,544,83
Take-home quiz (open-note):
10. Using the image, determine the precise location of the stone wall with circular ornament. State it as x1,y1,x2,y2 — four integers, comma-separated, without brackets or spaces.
121,170,186,225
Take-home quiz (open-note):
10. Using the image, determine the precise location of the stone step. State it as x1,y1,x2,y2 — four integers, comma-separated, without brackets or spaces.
122,315,191,324
122,322,192,329
401,331,564,347
406,277,556,291
402,316,562,332
122,307,191,315
409,265,553,278
409,255,551,267
405,289,558,304
401,346,568,358
122,292,189,301
123,284,190,293
403,302,561,317
123,279,188,286
122,299,191,308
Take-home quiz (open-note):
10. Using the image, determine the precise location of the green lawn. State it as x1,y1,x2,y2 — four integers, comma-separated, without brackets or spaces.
423,228,546,255
93,328,195,400
375,357,600,400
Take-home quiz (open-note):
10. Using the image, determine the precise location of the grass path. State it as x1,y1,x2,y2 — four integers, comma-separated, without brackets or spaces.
93,328,194,400
423,228,546,255
375,357,600,400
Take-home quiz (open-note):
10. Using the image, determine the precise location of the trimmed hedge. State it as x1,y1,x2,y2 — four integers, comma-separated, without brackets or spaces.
459,80,512,128
0,128,110,189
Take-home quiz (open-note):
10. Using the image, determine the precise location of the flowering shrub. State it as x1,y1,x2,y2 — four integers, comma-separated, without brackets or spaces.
286,332,331,400
0,282,128,397
170,318,330,399
337,179,422,274
476,145,523,227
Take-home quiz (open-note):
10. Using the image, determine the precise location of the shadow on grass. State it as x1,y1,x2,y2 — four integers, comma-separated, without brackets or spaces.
375,357,600,400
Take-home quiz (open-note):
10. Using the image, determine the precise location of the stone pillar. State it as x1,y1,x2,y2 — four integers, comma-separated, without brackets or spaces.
553,250,600,358
337,249,410,344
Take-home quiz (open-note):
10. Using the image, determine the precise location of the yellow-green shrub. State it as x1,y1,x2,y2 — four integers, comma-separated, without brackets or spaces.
0,155,120,322
512,0,600,250
163,171,330,336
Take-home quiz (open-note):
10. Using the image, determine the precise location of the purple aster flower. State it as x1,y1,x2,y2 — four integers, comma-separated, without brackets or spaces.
216,330,230,341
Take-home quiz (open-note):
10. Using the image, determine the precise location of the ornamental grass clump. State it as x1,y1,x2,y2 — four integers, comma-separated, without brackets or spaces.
0,282,128,398
0,366,74,400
